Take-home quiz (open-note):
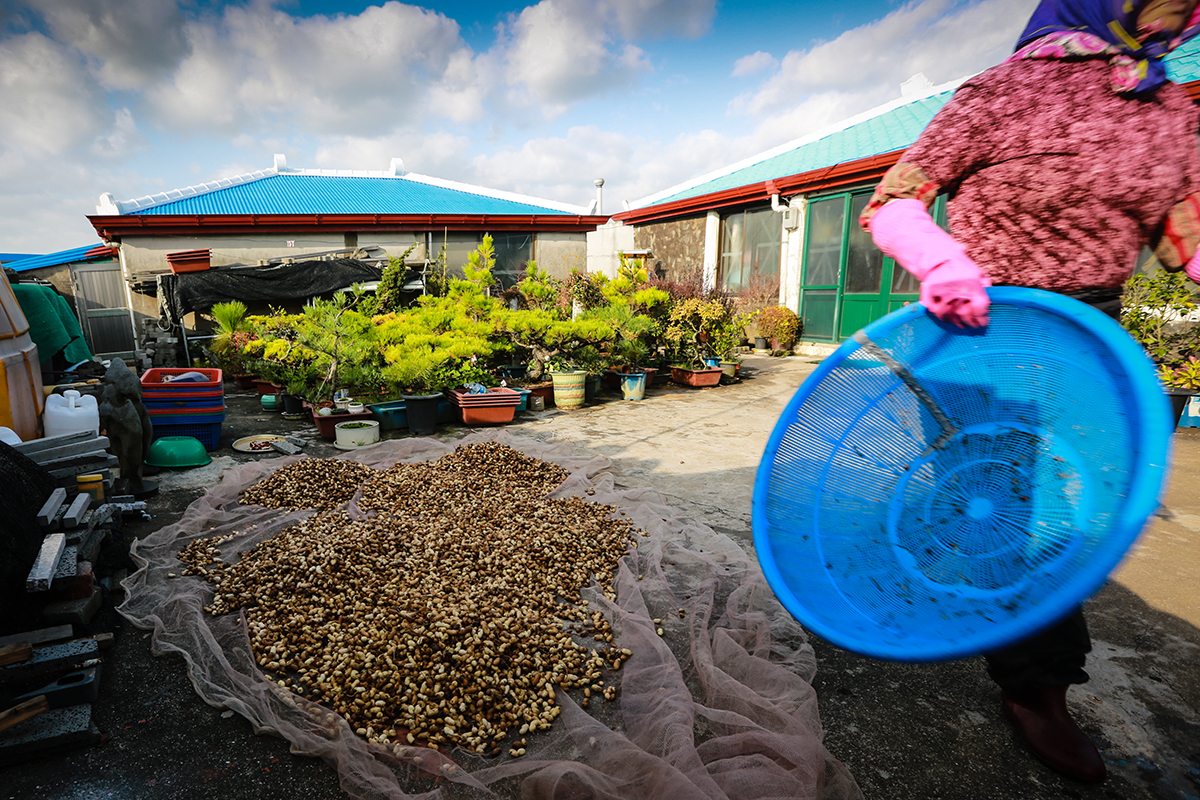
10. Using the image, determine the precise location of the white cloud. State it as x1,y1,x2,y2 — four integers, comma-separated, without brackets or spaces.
732,51,778,77
91,108,146,160
498,1,651,113
599,0,716,40
0,32,109,156
32,0,188,91
735,0,1037,118
144,2,475,136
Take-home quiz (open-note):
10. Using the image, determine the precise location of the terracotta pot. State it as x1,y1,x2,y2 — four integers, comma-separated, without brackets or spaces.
670,366,723,388
308,404,374,441
233,374,257,389
459,404,517,426
525,383,555,408
252,379,282,395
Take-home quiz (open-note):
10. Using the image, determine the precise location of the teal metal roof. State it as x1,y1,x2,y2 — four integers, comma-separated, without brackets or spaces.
644,91,953,208
129,173,578,216
1166,35,1200,82
644,45,1200,211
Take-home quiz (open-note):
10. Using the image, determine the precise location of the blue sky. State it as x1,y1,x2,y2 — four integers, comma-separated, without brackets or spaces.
0,0,1037,254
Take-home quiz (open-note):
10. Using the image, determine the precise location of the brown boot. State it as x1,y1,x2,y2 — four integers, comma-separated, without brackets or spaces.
1001,686,1106,783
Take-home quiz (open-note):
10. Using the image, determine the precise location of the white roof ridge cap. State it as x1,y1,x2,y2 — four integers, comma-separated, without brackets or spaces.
400,172,590,215
627,73,974,210
112,167,278,213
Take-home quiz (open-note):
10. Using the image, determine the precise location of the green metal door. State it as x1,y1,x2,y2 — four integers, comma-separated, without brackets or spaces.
799,190,934,342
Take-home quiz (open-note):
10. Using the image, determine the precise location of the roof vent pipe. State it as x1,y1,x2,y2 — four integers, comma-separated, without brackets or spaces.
273,153,287,172
594,178,604,215
389,157,405,176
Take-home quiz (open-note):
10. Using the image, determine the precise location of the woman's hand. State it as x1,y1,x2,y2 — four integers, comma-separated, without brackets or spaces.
868,198,990,328
1186,248,1200,284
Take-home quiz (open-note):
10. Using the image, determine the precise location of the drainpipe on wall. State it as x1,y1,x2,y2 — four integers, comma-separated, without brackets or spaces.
766,180,804,309
703,211,720,292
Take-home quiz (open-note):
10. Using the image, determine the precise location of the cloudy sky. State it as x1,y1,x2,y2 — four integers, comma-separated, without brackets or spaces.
0,0,1037,255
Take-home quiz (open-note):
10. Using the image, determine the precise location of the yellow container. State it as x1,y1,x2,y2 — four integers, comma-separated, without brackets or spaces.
76,473,104,502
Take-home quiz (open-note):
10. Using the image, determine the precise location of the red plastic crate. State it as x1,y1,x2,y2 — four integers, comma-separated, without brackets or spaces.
141,367,223,391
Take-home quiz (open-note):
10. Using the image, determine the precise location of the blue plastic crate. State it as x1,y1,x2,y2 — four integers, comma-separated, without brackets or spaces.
151,419,222,450
148,411,225,426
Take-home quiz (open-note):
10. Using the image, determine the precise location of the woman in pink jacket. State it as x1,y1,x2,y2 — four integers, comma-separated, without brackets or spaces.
861,0,1200,784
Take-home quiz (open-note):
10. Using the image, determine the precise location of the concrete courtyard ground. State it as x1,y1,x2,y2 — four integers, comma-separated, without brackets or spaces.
3,353,1198,799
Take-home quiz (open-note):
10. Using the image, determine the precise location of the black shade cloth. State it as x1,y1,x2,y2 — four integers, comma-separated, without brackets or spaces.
158,258,382,325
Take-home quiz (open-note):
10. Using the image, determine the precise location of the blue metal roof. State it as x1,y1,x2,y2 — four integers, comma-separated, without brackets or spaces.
0,253,40,263
644,91,953,207
129,174,578,216
4,244,116,272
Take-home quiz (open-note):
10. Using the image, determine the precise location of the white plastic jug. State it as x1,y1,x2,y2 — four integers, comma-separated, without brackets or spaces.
43,389,100,439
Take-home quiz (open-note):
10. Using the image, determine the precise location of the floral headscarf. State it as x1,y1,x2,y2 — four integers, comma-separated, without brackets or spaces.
1008,0,1200,92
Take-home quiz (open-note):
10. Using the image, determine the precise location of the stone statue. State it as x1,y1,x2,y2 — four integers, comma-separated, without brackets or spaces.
98,358,156,497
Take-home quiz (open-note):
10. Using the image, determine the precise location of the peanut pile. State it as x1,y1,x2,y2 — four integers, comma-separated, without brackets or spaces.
238,457,377,510
180,443,638,756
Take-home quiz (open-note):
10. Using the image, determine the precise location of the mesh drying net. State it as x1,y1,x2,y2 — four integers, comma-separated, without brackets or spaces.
754,288,1172,662
119,430,862,800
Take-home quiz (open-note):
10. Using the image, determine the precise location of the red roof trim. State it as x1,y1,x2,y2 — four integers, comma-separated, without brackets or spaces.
83,244,119,260
611,151,905,225
87,213,611,239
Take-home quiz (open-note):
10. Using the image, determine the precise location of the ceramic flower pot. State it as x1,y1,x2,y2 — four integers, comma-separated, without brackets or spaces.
619,372,646,401
334,419,380,448
549,370,587,409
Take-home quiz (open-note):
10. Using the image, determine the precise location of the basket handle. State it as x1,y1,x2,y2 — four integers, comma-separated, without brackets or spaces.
852,332,958,451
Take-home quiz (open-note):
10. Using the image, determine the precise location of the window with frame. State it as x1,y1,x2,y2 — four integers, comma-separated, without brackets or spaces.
719,206,781,294
427,232,533,290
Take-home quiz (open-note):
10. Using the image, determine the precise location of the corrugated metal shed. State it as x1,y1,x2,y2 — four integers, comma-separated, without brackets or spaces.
127,173,579,217
4,244,117,272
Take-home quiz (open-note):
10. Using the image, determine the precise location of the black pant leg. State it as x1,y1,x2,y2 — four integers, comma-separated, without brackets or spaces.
984,607,1091,689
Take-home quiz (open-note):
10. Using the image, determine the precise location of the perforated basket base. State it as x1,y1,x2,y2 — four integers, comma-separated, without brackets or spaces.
753,288,1172,662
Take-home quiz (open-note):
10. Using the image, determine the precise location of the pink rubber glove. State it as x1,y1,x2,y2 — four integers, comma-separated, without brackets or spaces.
1186,249,1200,284
868,198,991,328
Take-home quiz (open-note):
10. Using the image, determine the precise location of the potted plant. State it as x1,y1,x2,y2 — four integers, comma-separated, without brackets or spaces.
663,297,730,387
209,301,257,387
757,306,801,352
546,357,588,410
334,419,380,448
1160,357,1200,428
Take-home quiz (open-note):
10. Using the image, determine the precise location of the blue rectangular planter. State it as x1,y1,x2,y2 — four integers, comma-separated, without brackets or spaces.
368,400,408,432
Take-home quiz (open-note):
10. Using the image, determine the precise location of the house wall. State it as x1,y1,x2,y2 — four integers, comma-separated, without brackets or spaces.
534,232,588,281
19,264,78,303
586,222,636,279
633,215,706,281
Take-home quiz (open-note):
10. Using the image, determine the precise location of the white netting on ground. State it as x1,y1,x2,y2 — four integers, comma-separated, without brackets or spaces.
118,430,862,800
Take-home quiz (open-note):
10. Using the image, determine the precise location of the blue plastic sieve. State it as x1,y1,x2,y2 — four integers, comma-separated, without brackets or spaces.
753,287,1173,661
